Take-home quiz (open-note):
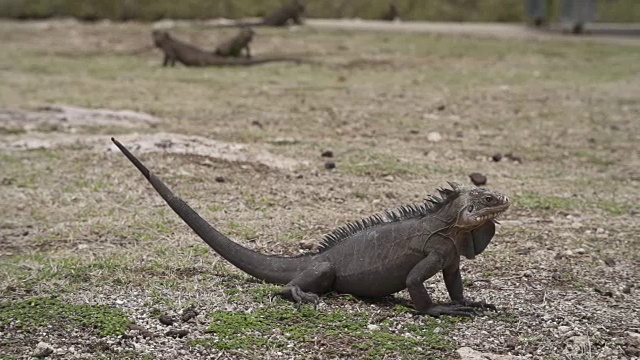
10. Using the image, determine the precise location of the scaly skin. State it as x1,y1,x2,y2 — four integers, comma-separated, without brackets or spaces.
112,138,510,317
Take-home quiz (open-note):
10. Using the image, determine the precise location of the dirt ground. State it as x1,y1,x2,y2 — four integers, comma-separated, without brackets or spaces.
0,19,639,359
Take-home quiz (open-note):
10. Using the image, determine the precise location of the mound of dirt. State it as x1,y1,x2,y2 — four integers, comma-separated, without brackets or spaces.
0,105,160,132
1,132,304,171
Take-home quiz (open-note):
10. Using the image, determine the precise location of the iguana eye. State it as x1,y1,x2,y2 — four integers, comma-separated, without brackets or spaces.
484,196,493,203
467,205,474,212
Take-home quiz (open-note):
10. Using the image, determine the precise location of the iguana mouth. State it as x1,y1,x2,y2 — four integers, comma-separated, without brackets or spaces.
473,203,510,223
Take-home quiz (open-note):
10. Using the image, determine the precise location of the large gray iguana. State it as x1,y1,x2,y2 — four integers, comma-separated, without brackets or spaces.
152,30,308,67
112,138,510,317
213,0,305,28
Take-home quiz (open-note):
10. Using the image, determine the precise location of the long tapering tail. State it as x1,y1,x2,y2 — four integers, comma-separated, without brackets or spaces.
111,137,308,284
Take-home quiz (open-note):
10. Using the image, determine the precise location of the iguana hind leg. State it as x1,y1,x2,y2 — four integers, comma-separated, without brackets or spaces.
271,261,334,308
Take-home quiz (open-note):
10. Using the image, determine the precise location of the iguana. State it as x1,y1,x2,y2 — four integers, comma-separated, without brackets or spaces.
214,0,305,28
214,27,255,58
112,138,510,317
380,3,399,21
152,30,307,67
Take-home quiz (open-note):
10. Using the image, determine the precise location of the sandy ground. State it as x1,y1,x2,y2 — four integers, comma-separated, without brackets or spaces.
0,19,638,359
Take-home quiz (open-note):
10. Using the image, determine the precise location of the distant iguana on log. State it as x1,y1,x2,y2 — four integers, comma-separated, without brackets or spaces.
112,138,510,317
215,0,305,28
152,30,307,67
214,27,255,58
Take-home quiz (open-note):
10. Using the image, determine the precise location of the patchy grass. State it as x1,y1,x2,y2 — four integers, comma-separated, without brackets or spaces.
0,20,638,359
0,297,130,337
193,304,456,358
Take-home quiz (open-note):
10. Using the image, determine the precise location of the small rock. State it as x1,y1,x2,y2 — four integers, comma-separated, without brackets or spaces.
604,258,616,267
181,307,198,322
295,174,304,179
367,324,380,331
409,129,419,134
324,161,336,170
337,75,347,82
610,124,621,131
251,120,263,128
469,173,487,186
558,326,572,335
214,176,225,183
159,314,175,326
321,150,334,158
594,288,613,297
574,248,586,255
622,286,631,294
506,336,519,349
299,239,315,250
166,329,189,338
436,104,446,111
426,132,442,142
33,342,54,358
491,153,503,162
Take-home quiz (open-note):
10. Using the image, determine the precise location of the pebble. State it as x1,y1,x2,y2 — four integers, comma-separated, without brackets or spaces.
214,176,225,183
558,326,571,335
33,342,54,358
436,104,446,111
491,153,503,162
321,150,334,158
324,161,336,170
299,239,315,250
367,324,380,331
604,258,616,267
426,132,442,142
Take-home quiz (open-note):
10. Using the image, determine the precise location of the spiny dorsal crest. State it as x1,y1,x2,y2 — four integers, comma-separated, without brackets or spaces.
317,182,463,252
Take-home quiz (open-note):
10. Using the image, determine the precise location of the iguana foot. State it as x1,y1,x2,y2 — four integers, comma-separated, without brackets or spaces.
425,304,477,318
271,285,320,309
453,299,496,312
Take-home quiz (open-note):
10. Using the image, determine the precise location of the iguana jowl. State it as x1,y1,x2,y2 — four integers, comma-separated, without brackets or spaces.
112,138,510,317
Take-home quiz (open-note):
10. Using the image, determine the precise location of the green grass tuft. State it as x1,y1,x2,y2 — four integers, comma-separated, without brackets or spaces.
0,297,130,337
193,304,455,358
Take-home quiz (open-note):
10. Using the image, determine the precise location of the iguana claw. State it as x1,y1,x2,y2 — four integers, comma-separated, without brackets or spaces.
271,285,320,309
425,305,477,318
454,299,497,312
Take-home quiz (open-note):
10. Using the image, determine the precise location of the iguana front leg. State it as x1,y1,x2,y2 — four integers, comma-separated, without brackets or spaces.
244,45,251,58
443,265,496,311
271,261,334,307
407,255,477,317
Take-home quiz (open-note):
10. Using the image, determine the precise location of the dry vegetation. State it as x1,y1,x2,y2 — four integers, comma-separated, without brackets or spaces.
0,19,639,359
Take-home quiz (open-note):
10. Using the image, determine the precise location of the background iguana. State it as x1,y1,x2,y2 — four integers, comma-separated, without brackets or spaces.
112,138,510,317
152,30,308,67
214,0,305,28
380,2,399,21
214,27,255,58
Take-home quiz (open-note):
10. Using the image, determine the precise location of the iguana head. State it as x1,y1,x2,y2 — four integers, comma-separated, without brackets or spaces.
151,30,170,46
435,182,510,259
456,186,510,229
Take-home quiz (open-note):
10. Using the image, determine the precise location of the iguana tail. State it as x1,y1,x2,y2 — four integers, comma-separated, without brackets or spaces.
111,138,309,285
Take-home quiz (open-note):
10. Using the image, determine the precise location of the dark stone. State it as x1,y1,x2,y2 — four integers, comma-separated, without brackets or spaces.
181,307,198,322
159,314,175,326
166,329,189,338
215,176,226,183
491,153,503,162
251,120,263,128
604,258,616,267
321,150,334,158
469,173,487,186
436,104,446,111
325,161,336,170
